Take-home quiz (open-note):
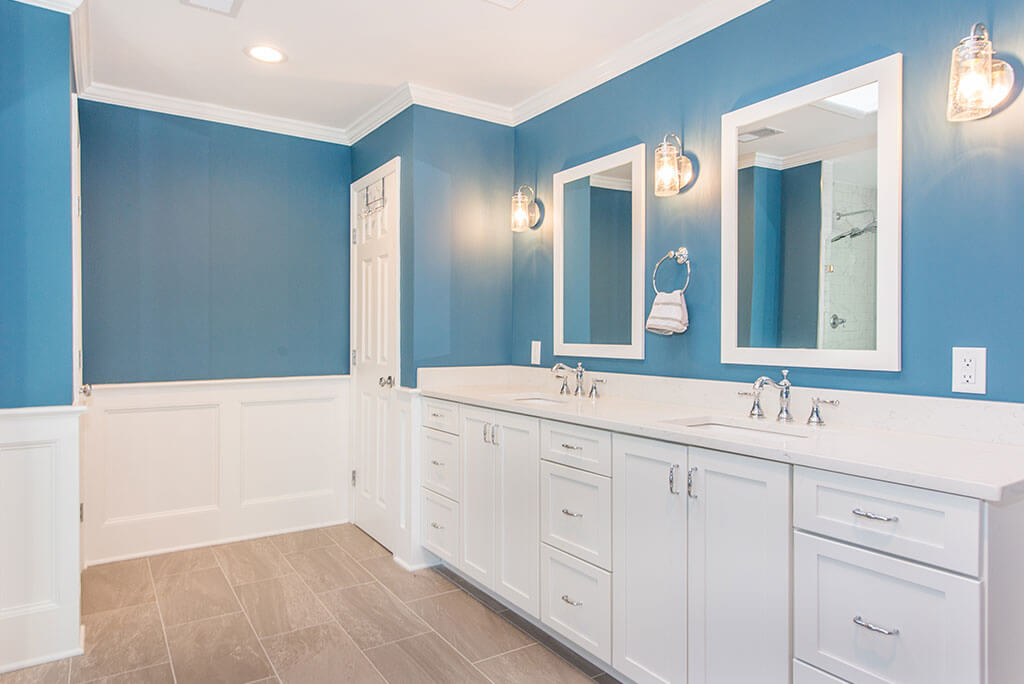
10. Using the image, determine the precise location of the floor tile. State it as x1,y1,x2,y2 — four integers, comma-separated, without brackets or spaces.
285,545,372,593
318,582,429,649
365,633,489,684
81,559,155,615
234,574,331,637
476,643,594,683
166,612,273,684
500,610,604,677
407,590,533,662
70,604,168,683
148,547,219,578
153,566,240,626
93,663,175,683
261,623,385,684
213,539,293,586
358,557,455,602
266,529,334,555
0,658,68,684
323,524,390,560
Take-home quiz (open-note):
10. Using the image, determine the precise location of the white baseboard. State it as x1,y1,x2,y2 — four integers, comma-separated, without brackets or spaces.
81,376,350,564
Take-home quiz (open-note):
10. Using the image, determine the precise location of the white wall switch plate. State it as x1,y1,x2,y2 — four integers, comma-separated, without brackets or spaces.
952,347,986,394
531,340,541,365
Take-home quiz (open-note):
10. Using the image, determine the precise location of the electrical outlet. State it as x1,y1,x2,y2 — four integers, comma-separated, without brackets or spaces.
952,347,986,394
531,340,541,365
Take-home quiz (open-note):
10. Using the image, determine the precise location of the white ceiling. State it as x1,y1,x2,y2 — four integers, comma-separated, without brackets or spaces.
66,0,769,143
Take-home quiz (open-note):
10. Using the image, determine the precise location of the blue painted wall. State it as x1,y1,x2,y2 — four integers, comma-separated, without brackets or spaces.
512,0,1024,402
80,101,350,383
779,162,822,348
0,0,72,408
353,105,514,387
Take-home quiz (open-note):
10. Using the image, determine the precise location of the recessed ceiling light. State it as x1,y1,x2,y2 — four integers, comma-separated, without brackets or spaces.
246,45,286,64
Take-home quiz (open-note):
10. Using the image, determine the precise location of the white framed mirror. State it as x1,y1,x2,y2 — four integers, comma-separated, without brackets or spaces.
553,143,646,359
721,54,902,371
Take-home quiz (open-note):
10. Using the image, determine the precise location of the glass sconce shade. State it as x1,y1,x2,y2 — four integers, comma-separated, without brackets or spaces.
947,23,1015,121
511,185,540,232
654,134,693,197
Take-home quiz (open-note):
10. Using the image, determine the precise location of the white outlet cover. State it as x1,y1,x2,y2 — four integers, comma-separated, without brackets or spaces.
531,340,541,365
952,347,987,394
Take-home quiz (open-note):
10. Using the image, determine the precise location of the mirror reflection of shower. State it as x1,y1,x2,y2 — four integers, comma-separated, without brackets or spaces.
819,148,878,350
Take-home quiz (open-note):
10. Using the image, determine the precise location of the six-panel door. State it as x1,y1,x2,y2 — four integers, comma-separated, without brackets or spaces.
612,435,688,684
687,447,792,684
493,412,541,616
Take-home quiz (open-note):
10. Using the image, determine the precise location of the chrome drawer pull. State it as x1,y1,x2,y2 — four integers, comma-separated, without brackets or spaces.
561,594,583,607
561,443,583,451
853,616,899,636
852,508,899,523
430,460,444,466
430,412,444,418
430,522,444,530
561,508,584,518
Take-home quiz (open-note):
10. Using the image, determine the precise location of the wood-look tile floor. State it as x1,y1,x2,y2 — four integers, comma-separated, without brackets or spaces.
1,524,620,684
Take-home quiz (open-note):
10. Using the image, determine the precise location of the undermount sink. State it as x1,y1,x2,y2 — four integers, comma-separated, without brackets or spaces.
662,416,810,441
498,392,571,407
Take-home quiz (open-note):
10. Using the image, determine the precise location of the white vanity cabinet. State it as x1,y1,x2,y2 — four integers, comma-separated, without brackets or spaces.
458,406,541,615
686,448,792,684
612,435,688,684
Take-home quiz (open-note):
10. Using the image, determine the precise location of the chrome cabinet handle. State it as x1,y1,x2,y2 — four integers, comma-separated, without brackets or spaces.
853,616,899,636
430,522,444,530
669,464,681,495
852,508,899,523
430,460,444,466
561,508,584,518
687,467,698,498
430,412,443,418
561,595,583,607
491,424,499,446
483,423,491,444
561,443,582,451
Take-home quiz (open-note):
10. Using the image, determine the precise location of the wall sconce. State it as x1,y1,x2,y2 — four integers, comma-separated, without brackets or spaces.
511,185,541,232
947,23,1015,121
654,133,694,197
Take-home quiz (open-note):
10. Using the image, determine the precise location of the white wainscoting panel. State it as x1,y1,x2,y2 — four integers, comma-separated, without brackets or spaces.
0,407,84,673
82,377,349,565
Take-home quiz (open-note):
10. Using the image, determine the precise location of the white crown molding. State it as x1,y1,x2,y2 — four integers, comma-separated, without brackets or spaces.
344,84,415,144
407,83,516,127
70,0,92,94
12,0,83,13
78,82,350,144
511,0,770,125
590,173,633,191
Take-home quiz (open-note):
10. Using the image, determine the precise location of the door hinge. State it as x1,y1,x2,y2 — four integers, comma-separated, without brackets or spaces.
78,349,83,370
80,503,84,523
351,469,357,486
351,349,357,367
351,228,357,245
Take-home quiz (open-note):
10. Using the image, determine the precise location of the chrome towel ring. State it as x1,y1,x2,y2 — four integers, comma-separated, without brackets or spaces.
653,247,691,295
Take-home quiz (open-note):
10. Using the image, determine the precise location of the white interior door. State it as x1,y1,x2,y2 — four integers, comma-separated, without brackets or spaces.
351,157,401,552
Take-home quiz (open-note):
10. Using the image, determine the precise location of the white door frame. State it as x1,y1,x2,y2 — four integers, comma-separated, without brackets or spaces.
348,156,402,546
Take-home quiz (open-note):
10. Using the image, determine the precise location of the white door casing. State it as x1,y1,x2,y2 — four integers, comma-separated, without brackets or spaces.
350,157,402,553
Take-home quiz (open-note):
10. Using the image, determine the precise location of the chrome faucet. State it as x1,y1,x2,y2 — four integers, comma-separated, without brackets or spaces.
572,362,586,396
754,370,794,422
551,363,572,395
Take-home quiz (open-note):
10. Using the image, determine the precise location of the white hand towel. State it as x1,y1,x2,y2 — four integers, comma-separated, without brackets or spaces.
646,289,689,335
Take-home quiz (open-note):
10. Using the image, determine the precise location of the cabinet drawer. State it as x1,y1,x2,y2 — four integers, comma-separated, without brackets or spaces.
420,428,460,501
541,461,611,570
794,660,849,683
793,467,981,576
421,489,459,566
541,421,612,476
423,399,460,435
540,544,611,662
794,532,981,684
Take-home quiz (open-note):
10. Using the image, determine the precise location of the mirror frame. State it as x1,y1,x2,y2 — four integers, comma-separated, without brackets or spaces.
553,143,646,359
720,54,903,371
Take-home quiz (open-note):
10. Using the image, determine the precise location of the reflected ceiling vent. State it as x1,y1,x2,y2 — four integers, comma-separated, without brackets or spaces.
180,0,244,17
738,127,784,143
483,0,526,8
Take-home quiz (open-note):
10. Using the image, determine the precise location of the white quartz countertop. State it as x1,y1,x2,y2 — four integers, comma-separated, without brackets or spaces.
420,385,1024,502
